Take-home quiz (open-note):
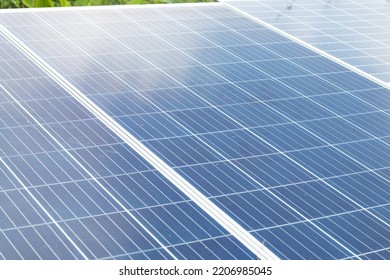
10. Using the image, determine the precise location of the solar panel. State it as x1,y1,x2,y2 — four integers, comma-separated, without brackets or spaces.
222,0,390,82
0,3,389,260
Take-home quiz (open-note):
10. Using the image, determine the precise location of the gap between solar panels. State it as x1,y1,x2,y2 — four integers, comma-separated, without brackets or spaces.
220,1,390,92
0,24,280,261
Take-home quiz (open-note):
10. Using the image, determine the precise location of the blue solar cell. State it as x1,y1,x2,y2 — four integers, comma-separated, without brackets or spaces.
353,88,390,110
360,249,390,260
287,146,367,177
253,222,352,260
321,72,382,92
35,224,82,259
197,129,276,159
325,172,390,208
209,62,270,82
223,0,390,82
262,41,318,58
251,123,326,151
272,181,359,219
237,29,290,44
0,192,31,227
252,59,311,78
3,230,41,259
315,211,390,255
278,75,344,95
345,112,390,138
300,117,373,144
289,56,348,74
0,232,23,259
267,97,336,121
214,190,302,230
186,241,224,259
179,161,259,195
168,107,240,133
224,44,281,61
310,92,379,115
370,205,390,225
189,83,257,105
221,102,289,127
338,139,390,169
145,136,221,166
116,113,189,140
236,79,302,100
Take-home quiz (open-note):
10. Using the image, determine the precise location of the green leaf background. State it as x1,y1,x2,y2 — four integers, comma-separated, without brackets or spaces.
1,0,214,8
22,0,54,7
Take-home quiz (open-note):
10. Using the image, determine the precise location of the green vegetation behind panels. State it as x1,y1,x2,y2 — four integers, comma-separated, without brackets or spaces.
1,0,214,9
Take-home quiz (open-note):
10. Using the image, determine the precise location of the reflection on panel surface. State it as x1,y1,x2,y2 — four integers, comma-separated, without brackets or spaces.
1,4,389,259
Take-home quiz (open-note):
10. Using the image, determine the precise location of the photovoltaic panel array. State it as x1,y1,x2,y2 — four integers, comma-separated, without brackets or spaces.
0,3,389,260
0,31,256,260
222,0,390,82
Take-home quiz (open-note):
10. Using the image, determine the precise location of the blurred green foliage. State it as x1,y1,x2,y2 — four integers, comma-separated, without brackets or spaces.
1,0,214,8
